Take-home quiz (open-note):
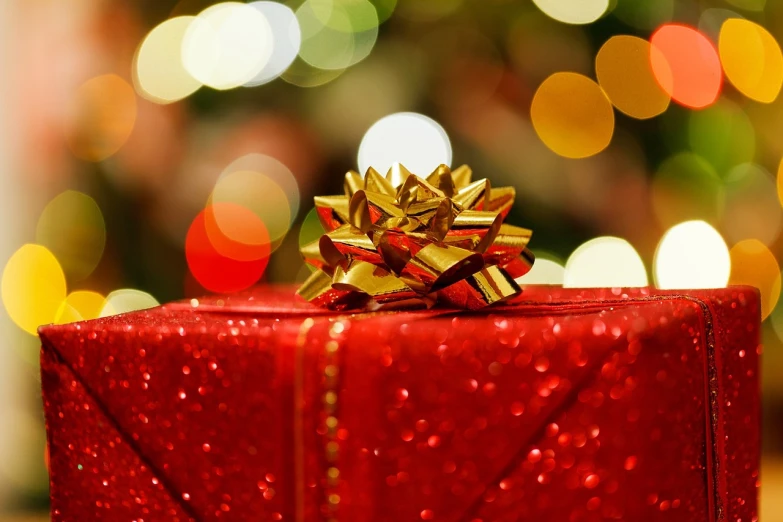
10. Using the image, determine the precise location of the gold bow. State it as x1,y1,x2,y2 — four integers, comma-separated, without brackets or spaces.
297,164,535,310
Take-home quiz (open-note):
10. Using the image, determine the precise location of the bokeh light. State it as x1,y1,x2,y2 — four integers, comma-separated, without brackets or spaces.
517,258,565,285
244,2,302,87
595,35,670,119
100,289,160,317
654,220,730,289
721,163,782,246
182,2,274,90
357,112,452,175
65,74,138,162
563,237,648,288
687,98,755,173
36,190,106,282
210,168,292,245
650,153,723,228
729,239,780,319
532,0,609,25
186,205,270,293
204,202,271,261
281,57,346,87
1,245,67,335
719,18,783,103
134,16,203,103
55,291,106,324
296,0,379,71
531,72,614,159
650,24,722,109
221,153,300,224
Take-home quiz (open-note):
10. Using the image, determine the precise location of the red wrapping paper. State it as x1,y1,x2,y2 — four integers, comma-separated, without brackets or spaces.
39,285,760,522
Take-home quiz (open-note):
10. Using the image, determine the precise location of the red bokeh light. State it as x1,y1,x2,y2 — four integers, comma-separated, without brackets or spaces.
650,24,722,109
185,203,270,293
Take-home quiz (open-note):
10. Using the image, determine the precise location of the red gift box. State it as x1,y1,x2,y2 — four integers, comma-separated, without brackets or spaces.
39,285,760,522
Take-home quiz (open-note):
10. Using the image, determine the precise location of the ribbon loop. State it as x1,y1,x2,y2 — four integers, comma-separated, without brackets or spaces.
297,164,534,310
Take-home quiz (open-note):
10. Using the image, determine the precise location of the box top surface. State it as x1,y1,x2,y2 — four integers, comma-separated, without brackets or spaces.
164,284,756,313
38,284,759,338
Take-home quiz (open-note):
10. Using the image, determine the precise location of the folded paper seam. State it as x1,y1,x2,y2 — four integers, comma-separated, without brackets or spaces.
298,164,534,311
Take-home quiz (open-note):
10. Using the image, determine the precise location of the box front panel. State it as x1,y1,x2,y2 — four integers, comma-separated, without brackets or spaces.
338,301,714,521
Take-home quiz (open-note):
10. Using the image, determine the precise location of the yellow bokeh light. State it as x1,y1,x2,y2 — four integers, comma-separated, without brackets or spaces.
563,237,648,288
595,35,670,119
65,74,137,162
100,289,159,318
55,291,106,324
654,220,730,289
2,245,67,334
719,18,783,103
531,72,615,159
210,170,292,244
517,258,565,285
182,2,274,90
728,239,780,319
36,190,106,282
532,0,609,25
134,16,203,103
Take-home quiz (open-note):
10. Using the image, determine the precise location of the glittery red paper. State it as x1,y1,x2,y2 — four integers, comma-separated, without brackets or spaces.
39,285,760,522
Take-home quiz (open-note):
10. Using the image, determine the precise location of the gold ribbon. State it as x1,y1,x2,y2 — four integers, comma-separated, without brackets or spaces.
298,164,535,310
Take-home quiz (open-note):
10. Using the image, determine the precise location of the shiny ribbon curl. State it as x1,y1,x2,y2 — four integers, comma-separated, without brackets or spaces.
298,164,535,311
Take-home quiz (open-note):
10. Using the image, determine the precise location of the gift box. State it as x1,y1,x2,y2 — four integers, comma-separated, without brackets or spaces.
40,284,760,522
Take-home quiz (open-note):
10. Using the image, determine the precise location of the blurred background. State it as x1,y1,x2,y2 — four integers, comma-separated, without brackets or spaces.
1,0,781,519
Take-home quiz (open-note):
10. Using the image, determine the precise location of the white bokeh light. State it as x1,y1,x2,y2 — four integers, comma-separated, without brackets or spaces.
244,2,301,87
357,112,452,176
517,258,565,285
182,2,274,90
134,16,203,103
564,237,648,288
100,289,159,318
654,220,730,289
532,0,610,25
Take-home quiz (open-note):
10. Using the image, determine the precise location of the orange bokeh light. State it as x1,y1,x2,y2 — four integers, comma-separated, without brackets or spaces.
204,202,271,262
186,203,270,293
650,24,722,109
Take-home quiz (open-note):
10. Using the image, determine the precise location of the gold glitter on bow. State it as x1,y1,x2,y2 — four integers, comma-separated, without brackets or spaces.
298,164,535,310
